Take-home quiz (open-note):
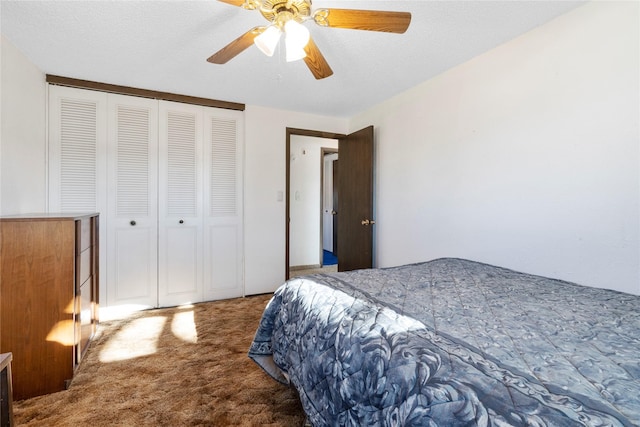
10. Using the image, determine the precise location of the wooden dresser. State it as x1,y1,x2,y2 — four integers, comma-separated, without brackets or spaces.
0,213,99,400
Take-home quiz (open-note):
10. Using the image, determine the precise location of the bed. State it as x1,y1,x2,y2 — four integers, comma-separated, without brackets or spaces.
248,258,640,426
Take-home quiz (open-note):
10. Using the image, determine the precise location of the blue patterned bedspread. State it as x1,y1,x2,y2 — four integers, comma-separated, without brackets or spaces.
248,258,640,426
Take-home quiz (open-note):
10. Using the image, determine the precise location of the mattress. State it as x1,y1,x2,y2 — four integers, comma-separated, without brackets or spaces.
249,258,640,426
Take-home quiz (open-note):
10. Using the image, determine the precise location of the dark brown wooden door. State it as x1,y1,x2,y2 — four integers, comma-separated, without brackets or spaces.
332,159,338,255
337,126,374,272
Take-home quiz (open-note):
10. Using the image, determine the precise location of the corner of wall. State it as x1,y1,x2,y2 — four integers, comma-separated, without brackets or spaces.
1,35,47,215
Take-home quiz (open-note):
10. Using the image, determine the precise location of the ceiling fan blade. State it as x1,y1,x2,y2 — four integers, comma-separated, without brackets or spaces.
314,9,411,34
303,37,333,80
207,27,265,64
217,0,247,7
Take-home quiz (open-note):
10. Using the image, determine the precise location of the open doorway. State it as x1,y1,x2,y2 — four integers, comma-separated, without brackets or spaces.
286,128,345,280
288,135,338,278
285,126,374,280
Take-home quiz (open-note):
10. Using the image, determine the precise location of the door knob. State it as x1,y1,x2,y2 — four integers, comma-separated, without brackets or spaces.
179,219,184,224
361,219,376,226
130,220,136,226
331,210,337,215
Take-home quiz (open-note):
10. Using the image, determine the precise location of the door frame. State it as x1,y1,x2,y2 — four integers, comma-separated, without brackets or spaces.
286,128,345,280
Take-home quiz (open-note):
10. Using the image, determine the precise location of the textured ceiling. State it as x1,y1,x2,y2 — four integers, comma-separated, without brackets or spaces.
1,0,584,118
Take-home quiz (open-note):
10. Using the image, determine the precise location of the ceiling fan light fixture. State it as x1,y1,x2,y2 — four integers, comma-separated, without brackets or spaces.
284,19,310,49
254,25,281,56
284,20,309,62
285,44,306,62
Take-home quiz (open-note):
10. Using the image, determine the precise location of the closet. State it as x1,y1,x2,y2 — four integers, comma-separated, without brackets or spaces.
48,85,244,308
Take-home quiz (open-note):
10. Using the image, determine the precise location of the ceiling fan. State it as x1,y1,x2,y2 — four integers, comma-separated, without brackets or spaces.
207,0,411,80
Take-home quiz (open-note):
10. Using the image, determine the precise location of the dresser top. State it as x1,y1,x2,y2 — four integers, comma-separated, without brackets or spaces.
0,212,99,221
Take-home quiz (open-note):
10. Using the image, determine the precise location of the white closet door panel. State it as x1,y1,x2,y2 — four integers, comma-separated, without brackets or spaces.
205,223,242,299
158,101,204,307
106,94,158,308
203,108,244,300
112,227,157,302
164,225,199,295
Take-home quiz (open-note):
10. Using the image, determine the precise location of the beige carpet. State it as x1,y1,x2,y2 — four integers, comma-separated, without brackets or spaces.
13,294,306,426
289,265,337,278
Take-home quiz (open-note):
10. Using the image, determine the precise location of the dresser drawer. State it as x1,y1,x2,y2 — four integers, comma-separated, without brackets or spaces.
78,280,93,361
78,248,92,287
76,218,92,253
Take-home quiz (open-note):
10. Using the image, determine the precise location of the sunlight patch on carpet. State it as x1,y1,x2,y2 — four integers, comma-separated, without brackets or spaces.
99,304,154,321
171,309,198,343
100,316,167,362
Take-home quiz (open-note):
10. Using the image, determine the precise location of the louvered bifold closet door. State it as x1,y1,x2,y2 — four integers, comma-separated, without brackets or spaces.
158,101,204,307
203,108,244,300
106,95,159,308
48,86,108,299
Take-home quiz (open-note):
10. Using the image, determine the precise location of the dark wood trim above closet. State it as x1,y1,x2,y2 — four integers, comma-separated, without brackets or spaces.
46,75,245,111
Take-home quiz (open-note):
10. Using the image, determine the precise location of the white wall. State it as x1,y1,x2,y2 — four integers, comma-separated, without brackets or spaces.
243,105,347,294
0,35,47,215
351,1,640,295
289,135,338,267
